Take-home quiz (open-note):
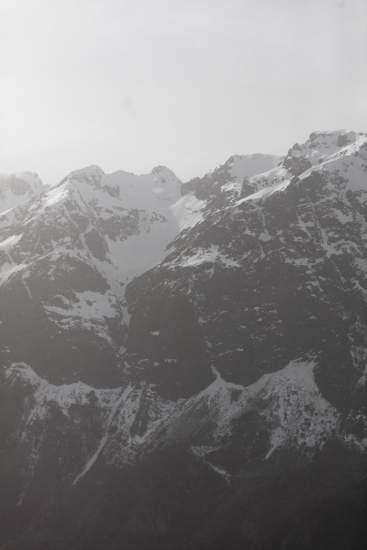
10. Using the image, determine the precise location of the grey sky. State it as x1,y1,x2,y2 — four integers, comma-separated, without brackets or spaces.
0,0,366,185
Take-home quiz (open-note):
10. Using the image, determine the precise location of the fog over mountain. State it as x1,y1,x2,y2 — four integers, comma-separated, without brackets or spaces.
1,1,367,548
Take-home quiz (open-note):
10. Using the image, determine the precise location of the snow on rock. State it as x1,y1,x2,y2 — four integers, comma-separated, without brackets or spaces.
232,131,367,209
216,154,281,198
3,349,366,494
0,164,183,362
0,233,23,250
44,290,118,321
5,362,122,420
260,361,339,458
316,133,367,193
180,153,281,208
43,290,119,343
4,362,179,484
284,130,363,169
73,386,128,485
236,178,291,206
171,245,241,269
41,183,70,209
187,360,340,461
1,133,367,495
170,194,206,230
0,261,28,287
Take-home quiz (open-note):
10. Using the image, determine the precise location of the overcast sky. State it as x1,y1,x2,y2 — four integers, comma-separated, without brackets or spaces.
0,0,366,185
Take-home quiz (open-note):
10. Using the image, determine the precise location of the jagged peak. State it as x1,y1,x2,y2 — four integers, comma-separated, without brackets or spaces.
240,130,367,203
308,129,363,145
43,163,182,214
283,130,367,176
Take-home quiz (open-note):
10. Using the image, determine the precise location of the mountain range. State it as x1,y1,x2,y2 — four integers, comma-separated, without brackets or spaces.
0,131,366,549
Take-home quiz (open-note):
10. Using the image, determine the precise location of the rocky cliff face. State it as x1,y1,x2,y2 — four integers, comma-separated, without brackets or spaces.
0,140,366,550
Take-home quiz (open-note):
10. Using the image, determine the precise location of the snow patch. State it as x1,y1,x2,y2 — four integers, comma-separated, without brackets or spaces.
42,184,70,209
0,233,22,250
173,246,241,269
170,194,206,230
0,262,28,286
44,291,117,321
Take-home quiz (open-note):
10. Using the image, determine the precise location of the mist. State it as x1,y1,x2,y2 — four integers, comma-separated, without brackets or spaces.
0,0,366,184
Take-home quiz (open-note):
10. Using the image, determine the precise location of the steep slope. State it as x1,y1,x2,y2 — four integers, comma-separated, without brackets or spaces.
126,131,367,410
175,153,280,227
0,135,366,550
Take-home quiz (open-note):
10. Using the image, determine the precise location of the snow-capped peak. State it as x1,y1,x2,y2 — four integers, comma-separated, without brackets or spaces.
235,130,367,209
38,164,181,216
283,130,367,175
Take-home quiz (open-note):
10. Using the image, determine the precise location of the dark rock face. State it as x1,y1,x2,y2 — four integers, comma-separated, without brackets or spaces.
127,145,367,412
0,133,367,549
127,285,215,398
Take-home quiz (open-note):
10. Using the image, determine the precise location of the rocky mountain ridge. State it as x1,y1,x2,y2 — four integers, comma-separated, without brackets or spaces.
0,134,366,550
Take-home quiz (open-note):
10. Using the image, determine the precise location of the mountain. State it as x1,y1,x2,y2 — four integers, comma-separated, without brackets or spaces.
0,139,366,550
0,164,181,386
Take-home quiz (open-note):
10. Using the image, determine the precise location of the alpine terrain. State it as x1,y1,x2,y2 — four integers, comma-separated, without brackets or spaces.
0,132,366,549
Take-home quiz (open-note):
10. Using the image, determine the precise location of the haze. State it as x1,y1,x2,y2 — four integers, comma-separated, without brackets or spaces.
0,0,366,185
